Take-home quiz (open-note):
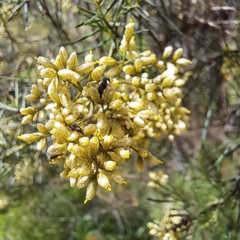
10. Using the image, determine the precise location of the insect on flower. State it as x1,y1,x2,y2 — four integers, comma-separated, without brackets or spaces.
98,77,110,98
70,124,83,133
48,154,64,164
50,154,63,160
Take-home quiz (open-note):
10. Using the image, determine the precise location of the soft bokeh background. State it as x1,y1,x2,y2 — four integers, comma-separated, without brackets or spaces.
1,1,240,239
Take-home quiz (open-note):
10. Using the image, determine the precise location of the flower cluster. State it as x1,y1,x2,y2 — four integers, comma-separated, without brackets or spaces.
147,170,169,188
147,209,191,240
18,19,191,203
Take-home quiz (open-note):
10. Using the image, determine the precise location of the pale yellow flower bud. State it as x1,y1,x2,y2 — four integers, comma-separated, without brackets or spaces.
145,83,156,92
37,137,46,151
156,60,166,72
21,114,32,124
140,56,152,65
75,62,94,74
122,64,136,75
111,121,125,139
125,74,132,81
101,83,114,104
45,119,54,130
77,176,91,189
37,65,44,72
20,106,36,115
104,161,116,171
160,123,168,133
47,143,67,155
37,57,57,70
177,119,187,131
105,64,121,78
43,77,52,85
134,58,143,73
161,69,174,80
65,154,78,169
83,124,97,135
78,162,92,177
141,75,148,85
141,50,151,57
150,53,157,63
67,131,80,142
51,121,70,142
124,19,134,42
67,168,79,178
132,76,140,86
163,88,177,101
39,98,47,105
111,171,127,185
70,177,77,187
119,36,128,51
59,93,73,111
129,36,136,51
84,180,98,204
168,134,175,141
25,94,38,102
48,78,60,104
67,52,78,70
137,110,153,118
95,151,107,164
173,48,183,61
79,136,90,147
40,68,56,78
59,46,68,66
32,111,39,122
121,93,130,102
74,104,86,114
162,46,173,59
60,168,69,178
147,92,157,101
99,56,117,66
88,86,100,104
176,58,192,66
109,99,122,111
97,171,111,191
31,84,42,97
37,123,49,134
97,113,109,135
167,62,179,74
134,116,145,127
166,119,174,129
55,114,64,124
161,75,175,88
18,133,43,143
67,144,88,159
91,65,106,81
76,97,88,104
178,107,191,114
85,50,93,63
61,107,71,117
115,148,130,159
102,134,114,150
128,102,143,110
108,151,124,163
173,79,186,87
128,50,139,60
89,136,99,155
58,69,74,79
55,55,64,70
172,87,182,98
